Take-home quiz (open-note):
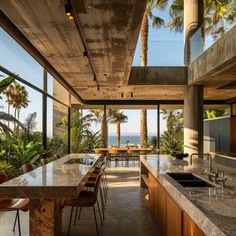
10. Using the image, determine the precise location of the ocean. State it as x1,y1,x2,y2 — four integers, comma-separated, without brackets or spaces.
108,134,156,146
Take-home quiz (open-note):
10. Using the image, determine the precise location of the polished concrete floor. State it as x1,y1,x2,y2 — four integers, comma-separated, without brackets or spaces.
0,161,160,236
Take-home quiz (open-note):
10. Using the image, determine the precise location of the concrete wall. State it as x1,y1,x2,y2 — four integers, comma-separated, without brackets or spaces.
204,116,230,153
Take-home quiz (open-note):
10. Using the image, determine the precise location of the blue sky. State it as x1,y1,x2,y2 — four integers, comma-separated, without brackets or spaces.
0,2,184,136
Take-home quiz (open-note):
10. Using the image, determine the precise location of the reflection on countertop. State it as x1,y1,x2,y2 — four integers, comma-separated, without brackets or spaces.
141,154,236,236
0,153,102,199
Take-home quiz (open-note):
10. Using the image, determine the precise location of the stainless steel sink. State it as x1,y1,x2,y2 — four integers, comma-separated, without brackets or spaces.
167,172,215,187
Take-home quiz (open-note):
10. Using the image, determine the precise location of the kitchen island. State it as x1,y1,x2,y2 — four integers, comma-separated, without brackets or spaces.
140,155,236,236
0,153,102,236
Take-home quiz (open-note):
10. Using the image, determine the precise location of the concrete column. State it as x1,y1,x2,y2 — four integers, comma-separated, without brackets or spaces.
184,0,204,65
230,104,236,152
184,85,203,158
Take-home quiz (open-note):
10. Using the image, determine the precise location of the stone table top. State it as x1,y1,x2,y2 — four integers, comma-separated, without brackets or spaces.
141,154,236,236
0,153,102,199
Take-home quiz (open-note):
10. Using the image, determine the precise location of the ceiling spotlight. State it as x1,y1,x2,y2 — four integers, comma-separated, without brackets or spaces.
83,51,88,60
65,3,74,20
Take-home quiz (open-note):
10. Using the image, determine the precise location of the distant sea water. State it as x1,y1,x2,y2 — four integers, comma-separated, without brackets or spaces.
108,134,156,146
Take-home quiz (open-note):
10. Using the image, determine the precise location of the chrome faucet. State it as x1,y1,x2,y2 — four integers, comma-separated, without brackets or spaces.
208,154,227,185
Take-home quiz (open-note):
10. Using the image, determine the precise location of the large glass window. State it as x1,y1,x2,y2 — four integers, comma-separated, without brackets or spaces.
48,73,69,106
47,98,68,158
0,27,43,89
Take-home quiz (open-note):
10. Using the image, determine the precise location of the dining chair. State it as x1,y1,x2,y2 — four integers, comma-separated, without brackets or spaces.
0,172,30,236
40,158,48,166
62,172,103,236
21,163,33,174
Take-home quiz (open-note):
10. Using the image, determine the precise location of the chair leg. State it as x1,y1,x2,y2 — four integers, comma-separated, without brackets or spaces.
13,210,18,232
74,207,78,225
17,210,21,236
78,207,82,220
99,187,105,220
68,207,74,236
97,201,103,225
93,206,99,236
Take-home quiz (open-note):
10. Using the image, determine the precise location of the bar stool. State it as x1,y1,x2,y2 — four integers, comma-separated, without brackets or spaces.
0,172,30,236
62,172,103,236
40,158,48,166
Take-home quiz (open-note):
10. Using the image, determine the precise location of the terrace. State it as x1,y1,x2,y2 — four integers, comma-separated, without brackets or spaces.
0,0,236,236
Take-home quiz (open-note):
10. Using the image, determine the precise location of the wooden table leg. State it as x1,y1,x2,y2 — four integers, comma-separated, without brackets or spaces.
30,199,62,236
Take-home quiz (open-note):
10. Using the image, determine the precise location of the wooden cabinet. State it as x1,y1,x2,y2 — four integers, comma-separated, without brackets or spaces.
183,212,205,236
155,180,165,235
146,171,206,236
148,173,155,214
165,193,182,236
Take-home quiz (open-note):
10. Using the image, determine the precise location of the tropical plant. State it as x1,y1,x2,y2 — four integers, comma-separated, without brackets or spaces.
23,112,37,142
204,107,230,119
47,136,67,157
160,110,184,154
0,160,19,179
110,111,128,147
140,0,168,147
0,76,24,136
11,139,47,168
83,131,102,152
149,136,157,149
90,109,115,147
4,81,29,135
57,111,101,153
166,0,236,37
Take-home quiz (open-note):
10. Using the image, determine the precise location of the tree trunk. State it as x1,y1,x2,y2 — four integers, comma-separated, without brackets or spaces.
7,104,10,127
101,109,108,147
116,123,120,147
140,109,148,147
141,12,148,67
140,11,148,148
14,108,17,134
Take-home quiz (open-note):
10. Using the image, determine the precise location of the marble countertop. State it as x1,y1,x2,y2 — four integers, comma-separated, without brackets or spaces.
141,155,236,236
0,153,102,199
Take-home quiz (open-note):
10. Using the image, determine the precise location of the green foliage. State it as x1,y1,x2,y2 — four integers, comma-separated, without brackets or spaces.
11,139,47,168
0,160,20,179
149,136,157,148
83,131,102,152
160,110,184,154
204,108,230,119
0,76,14,95
47,136,67,157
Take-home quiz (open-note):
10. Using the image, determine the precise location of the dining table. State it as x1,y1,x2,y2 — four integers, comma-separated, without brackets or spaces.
93,147,153,155
0,153,102,236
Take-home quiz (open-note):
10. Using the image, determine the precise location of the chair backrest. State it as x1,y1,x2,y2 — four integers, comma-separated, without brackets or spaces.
40,158,48,166
54,154,61,160
21,163,34,174
0,172,8,184
94,171,103,198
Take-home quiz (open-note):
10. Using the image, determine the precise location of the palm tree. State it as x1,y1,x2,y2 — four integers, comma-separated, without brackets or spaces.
166,0,236,37
4,82,29,135
89,109,115,147
111,111,128,147
58,111,95,153
140,0,167,147
0,77,24,136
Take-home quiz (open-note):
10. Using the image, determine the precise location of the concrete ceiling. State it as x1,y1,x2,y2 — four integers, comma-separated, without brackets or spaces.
1,0,236,103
